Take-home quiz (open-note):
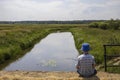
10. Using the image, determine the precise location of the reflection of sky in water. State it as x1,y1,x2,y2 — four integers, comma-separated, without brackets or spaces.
3,32,79,71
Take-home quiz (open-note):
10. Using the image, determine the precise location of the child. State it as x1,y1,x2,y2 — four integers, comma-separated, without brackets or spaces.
76,43,97,77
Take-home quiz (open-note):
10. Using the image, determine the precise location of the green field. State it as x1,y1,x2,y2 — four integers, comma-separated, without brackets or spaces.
0,24,120,72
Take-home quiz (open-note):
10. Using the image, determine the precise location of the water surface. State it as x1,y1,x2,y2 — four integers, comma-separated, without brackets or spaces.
3,32,78,71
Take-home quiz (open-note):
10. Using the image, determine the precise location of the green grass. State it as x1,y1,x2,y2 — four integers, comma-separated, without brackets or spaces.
0,24,120,73
0,24,80,64
69,27,120,73
70,27,120,64
0,24,51,63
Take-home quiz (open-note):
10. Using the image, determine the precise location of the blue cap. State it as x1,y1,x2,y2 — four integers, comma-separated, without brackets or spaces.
81,43,90,51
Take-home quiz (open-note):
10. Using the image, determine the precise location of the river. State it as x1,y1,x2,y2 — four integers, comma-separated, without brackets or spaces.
3,32,79,71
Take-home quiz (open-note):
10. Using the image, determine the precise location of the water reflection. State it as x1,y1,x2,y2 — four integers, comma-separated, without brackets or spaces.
3,32,78,71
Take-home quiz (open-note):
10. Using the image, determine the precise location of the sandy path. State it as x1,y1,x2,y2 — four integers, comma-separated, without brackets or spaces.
0,71,120,80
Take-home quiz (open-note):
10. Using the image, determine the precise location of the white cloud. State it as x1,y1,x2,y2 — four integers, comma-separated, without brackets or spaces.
0,0,120,21
76,0,120,20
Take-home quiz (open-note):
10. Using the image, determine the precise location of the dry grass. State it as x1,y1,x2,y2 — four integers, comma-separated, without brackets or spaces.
0,71,120,80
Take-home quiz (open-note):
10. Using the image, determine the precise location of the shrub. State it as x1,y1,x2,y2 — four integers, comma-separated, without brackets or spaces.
89,19,120,30
89,22,99,28
107,19,120,30
98,22,108,30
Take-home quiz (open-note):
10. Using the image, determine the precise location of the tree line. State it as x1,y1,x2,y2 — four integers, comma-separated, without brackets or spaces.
0,20,104,24
89,19,120,30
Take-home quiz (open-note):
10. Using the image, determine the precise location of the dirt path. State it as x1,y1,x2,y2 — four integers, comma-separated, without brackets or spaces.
0,71,120,80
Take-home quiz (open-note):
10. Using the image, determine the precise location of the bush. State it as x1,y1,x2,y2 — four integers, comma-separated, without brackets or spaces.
89,19,120,30
112,22,119,30
89,22,99,28
99,22,108,30
107,19,120,30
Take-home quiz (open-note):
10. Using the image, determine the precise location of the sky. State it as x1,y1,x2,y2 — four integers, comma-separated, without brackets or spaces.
0,0,120,21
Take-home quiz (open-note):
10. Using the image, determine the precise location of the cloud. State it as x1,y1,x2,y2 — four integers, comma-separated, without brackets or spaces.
0,0,120,21
81,0,120,20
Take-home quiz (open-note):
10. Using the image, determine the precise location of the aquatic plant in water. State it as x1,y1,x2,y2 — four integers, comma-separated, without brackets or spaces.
40,60,57,67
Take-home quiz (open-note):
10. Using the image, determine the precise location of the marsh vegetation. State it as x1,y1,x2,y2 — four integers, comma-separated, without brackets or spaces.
0,22,120,72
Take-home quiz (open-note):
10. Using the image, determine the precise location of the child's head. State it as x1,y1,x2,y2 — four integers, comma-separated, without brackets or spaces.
80,43,90,52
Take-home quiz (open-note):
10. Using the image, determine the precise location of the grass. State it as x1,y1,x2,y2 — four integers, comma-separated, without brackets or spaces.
69,27,120,73
0,24,51,63
0,71,120,80
69,27,120,64
0,24,120,73
0,24,79,64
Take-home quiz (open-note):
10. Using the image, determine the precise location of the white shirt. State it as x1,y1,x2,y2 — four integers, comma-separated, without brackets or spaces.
77,53,95,76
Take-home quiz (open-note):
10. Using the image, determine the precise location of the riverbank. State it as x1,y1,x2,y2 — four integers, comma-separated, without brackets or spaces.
0,71,120,80
0,24,77,64
0,24,120,72
0,24,50,64
0,24,80,69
